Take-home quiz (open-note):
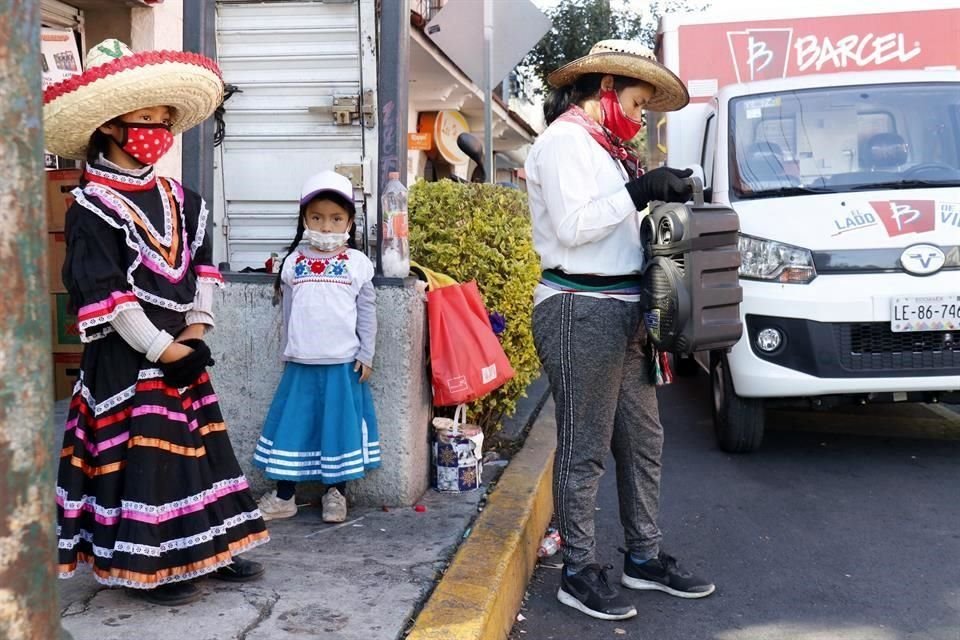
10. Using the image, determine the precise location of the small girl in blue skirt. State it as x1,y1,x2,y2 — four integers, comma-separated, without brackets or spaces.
254,170,380,523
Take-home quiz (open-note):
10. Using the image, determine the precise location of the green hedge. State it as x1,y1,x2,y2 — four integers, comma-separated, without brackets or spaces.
409,180,541,435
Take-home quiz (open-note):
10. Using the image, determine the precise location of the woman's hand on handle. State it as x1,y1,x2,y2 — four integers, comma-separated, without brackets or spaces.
625,167,694,210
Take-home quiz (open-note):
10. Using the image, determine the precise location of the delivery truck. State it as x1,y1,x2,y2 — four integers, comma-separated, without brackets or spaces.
652,1,960,452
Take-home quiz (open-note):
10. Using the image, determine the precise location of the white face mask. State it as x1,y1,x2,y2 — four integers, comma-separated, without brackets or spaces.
303,229,350,252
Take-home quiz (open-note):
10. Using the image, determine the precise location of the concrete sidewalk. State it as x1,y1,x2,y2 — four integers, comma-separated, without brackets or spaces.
55,378,553,640
59,485,493,640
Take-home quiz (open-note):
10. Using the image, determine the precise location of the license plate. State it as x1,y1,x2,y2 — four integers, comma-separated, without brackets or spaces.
891,296,960,332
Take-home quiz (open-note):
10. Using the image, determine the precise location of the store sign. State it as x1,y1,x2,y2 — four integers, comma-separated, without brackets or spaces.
433,111,471,166
408,132,433,151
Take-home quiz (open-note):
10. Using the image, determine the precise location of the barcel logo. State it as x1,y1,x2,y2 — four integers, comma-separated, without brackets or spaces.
727,28,922,82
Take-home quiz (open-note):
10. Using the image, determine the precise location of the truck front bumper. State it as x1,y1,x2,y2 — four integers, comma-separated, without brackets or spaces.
728,274,960,398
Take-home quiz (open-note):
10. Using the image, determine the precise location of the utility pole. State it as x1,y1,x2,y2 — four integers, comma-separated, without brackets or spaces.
0,1,68,639
376,0,410,277
482,0,494,183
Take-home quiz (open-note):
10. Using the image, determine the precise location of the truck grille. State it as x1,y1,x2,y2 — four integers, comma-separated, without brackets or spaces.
836,323,960,371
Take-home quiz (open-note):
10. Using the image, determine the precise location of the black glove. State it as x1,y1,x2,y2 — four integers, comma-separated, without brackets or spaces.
625,167,694,210
159,339,215,388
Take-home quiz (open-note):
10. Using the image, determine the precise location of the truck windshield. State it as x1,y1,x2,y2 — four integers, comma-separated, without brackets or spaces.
729,82,960,199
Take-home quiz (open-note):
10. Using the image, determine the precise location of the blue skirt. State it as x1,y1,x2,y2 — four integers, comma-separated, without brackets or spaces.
254,362,381,483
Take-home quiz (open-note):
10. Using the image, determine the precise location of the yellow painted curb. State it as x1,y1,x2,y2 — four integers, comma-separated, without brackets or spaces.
408,399,557,640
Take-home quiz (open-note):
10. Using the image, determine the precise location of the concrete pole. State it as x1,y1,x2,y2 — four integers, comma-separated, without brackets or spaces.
0,1,67,639
181,0,217,237
376,0,410,278
482,0,494,183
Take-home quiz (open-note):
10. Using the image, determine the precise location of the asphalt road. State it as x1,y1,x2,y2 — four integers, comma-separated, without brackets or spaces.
510,374,960,640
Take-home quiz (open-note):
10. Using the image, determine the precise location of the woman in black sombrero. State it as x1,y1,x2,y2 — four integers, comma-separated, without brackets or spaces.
44,39,268,606
525,40,715,620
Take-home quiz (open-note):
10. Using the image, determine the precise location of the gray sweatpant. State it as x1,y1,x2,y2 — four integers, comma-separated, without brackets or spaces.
532,293,663,572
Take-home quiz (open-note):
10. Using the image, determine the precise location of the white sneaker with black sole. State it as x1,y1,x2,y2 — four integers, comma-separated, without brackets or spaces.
619,549,716,598
557,564,637,620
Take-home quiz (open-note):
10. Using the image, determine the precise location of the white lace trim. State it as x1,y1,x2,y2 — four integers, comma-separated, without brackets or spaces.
59,510,263,557
110,181,175,247
58,529,95,550
191,195,208,257
119,477,248,518
57,490,122,518
75,187,145,292
73,367,164,416
59,535,270,588
77,300,141,341
73,190,196,324
85,163,156,189
83,325,116,343
83,185,190,282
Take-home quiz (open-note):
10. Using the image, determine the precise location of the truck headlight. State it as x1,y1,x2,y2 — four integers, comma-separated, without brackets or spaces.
739,234,817,284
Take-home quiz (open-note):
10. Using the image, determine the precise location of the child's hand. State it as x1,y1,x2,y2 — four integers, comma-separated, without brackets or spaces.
159,342,194,364
176,324,206,343
354,360,373,383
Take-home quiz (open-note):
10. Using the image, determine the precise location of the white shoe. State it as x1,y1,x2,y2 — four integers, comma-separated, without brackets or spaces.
322,488,347,523
257,491,297,521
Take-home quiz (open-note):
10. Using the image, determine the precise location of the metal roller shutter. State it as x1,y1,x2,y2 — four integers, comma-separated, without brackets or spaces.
215,0,376,271
41,0,81,29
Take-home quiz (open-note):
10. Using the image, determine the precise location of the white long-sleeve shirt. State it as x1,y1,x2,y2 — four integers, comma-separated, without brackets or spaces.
279,246,377,367
524,120,645,304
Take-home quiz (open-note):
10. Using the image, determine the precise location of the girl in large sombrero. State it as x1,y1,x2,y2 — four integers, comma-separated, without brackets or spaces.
44,39,269,606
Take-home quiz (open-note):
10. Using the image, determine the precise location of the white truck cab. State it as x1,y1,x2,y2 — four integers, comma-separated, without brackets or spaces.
653,5,960,451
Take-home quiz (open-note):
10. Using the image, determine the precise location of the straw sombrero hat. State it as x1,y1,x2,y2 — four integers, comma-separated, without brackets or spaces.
547,39,689,112
44,39,224,160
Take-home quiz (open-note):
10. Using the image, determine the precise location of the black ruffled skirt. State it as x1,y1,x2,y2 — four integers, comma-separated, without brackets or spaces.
56,309,269,588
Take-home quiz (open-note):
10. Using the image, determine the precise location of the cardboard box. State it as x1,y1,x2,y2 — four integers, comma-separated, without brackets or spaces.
48,232,67,293
51,293,82,353
46,168,81,232
53,353,82,400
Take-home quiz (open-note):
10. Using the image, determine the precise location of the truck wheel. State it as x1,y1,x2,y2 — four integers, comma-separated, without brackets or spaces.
711,353,765,453
674,354,699,378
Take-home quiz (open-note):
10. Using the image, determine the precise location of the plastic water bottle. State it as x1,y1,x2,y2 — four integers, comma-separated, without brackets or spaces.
537,529,562,558
380,172,410,277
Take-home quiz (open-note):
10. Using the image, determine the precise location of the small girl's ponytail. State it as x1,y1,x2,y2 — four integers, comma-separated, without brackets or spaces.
274,209,306,293
348,221,358,250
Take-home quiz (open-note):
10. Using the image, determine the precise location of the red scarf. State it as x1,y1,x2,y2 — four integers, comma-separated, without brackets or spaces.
555,105,644,178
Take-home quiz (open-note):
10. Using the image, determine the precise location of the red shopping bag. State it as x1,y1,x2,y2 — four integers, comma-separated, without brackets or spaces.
427,280,515,406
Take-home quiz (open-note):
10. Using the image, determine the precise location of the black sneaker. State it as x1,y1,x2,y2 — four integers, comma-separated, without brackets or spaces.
557,564,637,620
129,581,201,606
619,549,715,599
210,557,265,582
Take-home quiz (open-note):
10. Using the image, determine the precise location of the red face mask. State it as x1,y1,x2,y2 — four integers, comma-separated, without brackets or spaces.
599,89,644,141
118,123,174,166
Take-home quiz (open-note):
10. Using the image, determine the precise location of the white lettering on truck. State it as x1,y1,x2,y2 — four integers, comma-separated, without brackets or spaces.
795,32,921,72
747,36,775,76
